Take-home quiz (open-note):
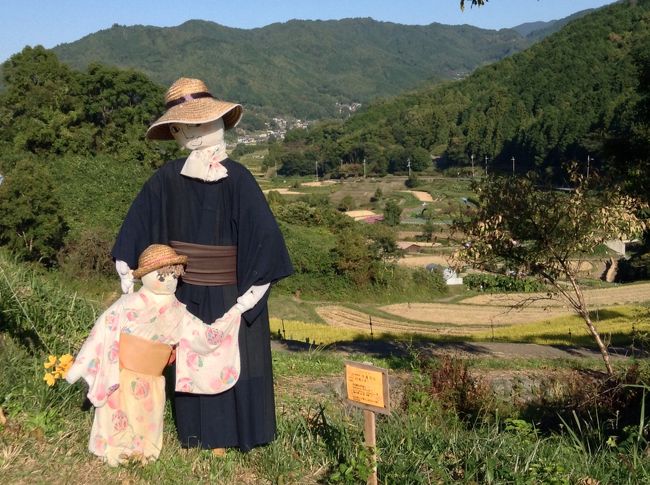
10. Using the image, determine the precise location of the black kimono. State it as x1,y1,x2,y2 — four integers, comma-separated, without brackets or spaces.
112,157,293,451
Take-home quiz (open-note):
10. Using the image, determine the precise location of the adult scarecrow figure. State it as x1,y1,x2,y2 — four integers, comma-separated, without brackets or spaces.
111,78,293,453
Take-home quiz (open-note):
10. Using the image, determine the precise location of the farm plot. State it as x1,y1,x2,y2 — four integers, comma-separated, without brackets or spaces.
397,254,452,268
317,305,447,335
315,304,569,335
462,282,650,307
379,302,571,328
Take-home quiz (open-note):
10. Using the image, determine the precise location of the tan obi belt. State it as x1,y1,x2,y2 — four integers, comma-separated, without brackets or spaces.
169,240,237,286
119,333,172,376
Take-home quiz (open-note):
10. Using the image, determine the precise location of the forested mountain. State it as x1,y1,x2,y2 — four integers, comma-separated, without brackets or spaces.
512,8,595,41
267,0,649,193
51,18,537,123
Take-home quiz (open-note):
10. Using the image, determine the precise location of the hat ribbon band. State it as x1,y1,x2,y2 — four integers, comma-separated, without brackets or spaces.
165,91,213,109
142,255,182,267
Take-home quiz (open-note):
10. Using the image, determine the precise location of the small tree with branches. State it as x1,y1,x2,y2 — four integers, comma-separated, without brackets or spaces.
453,166,647,374
460,0,487,10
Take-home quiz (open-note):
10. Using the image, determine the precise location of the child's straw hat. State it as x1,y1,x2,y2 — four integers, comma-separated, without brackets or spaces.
133,244,188,279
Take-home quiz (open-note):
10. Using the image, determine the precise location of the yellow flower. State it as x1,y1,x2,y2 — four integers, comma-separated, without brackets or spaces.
44,355,57,369
43,372,56,387
58,354,74,366
57,354,74,377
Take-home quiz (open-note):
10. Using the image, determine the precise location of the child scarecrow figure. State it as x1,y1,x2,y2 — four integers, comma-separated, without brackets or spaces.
66,244,241,466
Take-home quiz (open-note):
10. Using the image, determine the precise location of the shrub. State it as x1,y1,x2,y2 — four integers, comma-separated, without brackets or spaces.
383,200,402,226
404,174,421,188
337,195,356,212
425,355,492,420
412,267,446,293
0,159,68,266
57,226,116,278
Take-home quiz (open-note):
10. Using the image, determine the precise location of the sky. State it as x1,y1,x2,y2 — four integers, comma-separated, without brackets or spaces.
0,0,618,63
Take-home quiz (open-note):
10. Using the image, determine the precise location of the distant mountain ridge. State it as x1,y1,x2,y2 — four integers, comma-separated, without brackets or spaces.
515,8,597,42
50,17,546,124
264,0,649,179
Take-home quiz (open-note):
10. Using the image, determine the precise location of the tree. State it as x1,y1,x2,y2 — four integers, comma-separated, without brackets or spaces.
337,195,356,212
331,228,377,286
460,0,487,10
453,167,647,374
0,158,69,265
0,46,82,155
383,200,403,227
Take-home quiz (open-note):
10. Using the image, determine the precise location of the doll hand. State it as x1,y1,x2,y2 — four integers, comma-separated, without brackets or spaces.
225,304,242,317
232,283,270,314
115,260,134,294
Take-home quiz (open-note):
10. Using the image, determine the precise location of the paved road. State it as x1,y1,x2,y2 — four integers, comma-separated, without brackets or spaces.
272,338,644,361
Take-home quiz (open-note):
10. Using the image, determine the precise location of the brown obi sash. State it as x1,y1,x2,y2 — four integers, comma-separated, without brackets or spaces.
169,240,237,286
119,333,172,376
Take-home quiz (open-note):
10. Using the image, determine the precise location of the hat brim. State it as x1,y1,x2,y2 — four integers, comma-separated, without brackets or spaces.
146,98,243,140
133,255,188,279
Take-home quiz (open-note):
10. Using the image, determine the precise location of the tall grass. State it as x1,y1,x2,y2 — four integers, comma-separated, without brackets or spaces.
0,250,97,354
477,306,650,347
1,251,649,483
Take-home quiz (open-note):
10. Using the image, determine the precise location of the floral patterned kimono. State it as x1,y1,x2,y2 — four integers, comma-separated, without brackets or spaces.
66,288,240,466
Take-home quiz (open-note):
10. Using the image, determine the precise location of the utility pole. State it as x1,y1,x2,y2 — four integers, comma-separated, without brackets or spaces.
363,158,366,178
471,154,475,178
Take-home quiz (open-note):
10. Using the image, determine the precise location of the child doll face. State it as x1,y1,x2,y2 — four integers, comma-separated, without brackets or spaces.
141,270,179,295
169,118,225,150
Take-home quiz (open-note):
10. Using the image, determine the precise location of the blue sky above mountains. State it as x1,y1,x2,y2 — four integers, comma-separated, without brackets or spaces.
0,0,616,62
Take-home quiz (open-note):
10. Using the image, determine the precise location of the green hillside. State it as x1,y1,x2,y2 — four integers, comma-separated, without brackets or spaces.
51,18,533,123
271,1,649,186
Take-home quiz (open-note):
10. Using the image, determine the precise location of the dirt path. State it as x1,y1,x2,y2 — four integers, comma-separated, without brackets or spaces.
272,338,640,361
401,190,434,202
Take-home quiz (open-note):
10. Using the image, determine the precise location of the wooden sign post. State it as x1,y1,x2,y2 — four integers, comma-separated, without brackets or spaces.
344,361,390,485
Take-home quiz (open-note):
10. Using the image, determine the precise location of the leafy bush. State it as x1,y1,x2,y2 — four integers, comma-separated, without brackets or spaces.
412,267,446,293
0,159,68,266
404,174,421,188
382,199,402,226
337,195,356,212
57,226,116,278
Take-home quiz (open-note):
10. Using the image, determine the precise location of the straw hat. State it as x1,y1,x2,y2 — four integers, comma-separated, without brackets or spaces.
146,77,243,140
133,244,188,279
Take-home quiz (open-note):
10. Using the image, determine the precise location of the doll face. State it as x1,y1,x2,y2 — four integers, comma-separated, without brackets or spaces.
141,270,179,295
169,118,225,150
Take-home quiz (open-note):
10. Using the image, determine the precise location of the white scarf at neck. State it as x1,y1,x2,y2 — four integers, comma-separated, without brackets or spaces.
180,143,228,182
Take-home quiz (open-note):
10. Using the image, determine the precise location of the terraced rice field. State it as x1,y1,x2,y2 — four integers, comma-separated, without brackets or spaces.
315,283,650,336
462,282,650,307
